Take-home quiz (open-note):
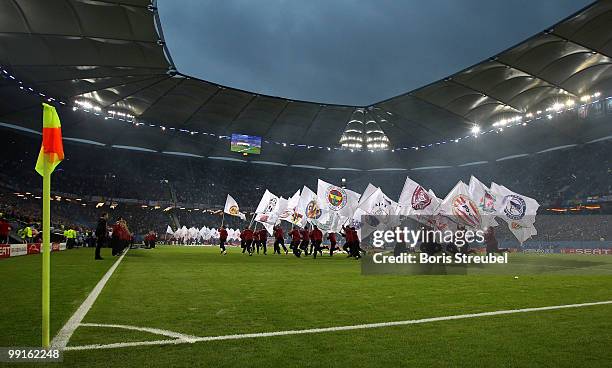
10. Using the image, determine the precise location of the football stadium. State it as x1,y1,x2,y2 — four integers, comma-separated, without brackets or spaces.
1,0,611,366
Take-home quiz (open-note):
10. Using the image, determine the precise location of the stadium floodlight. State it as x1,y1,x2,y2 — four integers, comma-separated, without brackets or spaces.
580,95,591,102
566,99,575,107
593,92,601,98
471,126,481,134
552,102,565,111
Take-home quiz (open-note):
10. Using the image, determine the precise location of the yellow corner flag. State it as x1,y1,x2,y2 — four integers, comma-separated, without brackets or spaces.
36,103,64,348
35,103,64,176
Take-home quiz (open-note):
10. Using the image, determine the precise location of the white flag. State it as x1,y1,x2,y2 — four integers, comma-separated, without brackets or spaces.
166,225,173,235
397,177,440,217
280,190,300,223
255,189,279,214
358,188,397,217
224,194,246,220
358,183,379,206
468,176,499,229
439,181,484,230
295,185,319,226
490,183,539,243
317,179,361,218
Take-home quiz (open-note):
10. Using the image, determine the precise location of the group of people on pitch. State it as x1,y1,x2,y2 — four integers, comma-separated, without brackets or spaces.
216,224,365,259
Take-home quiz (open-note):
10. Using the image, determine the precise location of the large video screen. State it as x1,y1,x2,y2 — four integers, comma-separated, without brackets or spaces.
230,133,262,155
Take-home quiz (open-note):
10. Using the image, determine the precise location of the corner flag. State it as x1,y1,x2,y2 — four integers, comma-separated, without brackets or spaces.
35,103,64,348
35,103,64,176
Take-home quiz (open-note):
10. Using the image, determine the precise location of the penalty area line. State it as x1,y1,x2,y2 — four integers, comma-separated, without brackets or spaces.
64,299,612,351
51,250,129,349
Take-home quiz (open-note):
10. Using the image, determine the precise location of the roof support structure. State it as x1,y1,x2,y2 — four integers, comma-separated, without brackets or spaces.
492,58,577,97
447,79,524,112
549,31,612,59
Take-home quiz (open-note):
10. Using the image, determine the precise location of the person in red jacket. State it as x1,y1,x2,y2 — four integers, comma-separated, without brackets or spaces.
327,232,337,256
310,225,323,259
243,227,254,255
273,225,287,255
299,226,310,256
240,227,248,254
0,217,12,244
289,226,301,258
218,225,228,255
341,225,354,258
257,228,268,255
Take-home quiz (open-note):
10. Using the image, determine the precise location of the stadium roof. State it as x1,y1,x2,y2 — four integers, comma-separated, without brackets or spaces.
0,0,611,170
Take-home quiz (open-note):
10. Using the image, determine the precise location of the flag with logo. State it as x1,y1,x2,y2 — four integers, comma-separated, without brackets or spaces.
296,185,319,226
468,176,499,229
397,177,441,217
279,190,300,223
317,179,361,218
255,190,280,226
439,181,484,230
224,194,246,220
166,225,174,235
490,182,539,243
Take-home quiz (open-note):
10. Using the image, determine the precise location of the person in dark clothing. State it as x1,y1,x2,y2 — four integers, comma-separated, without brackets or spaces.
218,225,228,255
0,217,12,244
299,226,310,256
350,226,364,259
257,228,268,255
289,226,301,257
273,225,287,254
327,232,337,256
243,227,254,255
310,225,323,259
341,225,353,257
94,213,108,260
485,227,508,254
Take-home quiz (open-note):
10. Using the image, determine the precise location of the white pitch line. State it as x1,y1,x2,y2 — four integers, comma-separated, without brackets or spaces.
64,299,612,351
51,250,129,348
79,323,199,341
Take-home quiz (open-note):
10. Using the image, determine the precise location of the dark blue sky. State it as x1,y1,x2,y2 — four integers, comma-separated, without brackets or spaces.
158,0,593,106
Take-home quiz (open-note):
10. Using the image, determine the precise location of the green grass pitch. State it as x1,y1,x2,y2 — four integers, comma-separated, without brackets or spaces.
1,246,611,367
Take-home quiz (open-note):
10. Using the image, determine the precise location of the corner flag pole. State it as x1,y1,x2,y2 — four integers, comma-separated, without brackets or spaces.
35,103,64,349
42,160,51,348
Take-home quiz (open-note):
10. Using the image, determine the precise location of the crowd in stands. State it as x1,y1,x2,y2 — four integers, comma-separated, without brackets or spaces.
0,130,610,244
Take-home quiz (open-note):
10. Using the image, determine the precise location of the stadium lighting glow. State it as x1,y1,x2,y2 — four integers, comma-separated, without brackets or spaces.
1,65,608,155
471,126,481,134
551,102,565,111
